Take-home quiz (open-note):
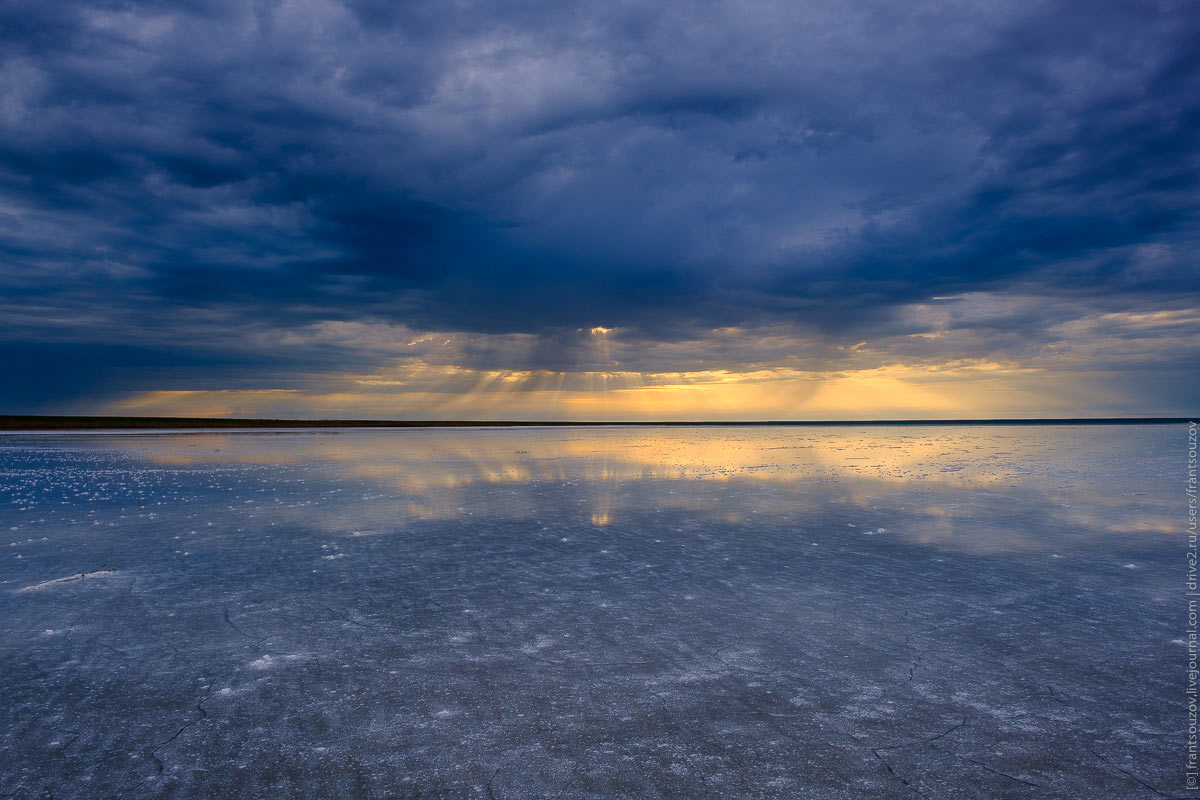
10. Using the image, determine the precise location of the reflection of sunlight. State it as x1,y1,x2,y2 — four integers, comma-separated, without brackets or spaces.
99,424,1178,555
114,426,1149,491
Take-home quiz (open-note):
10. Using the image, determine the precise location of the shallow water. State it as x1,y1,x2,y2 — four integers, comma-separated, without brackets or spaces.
0,425,1186,797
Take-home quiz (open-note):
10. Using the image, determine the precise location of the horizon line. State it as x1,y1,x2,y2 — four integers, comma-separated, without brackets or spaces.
0,414,1194,431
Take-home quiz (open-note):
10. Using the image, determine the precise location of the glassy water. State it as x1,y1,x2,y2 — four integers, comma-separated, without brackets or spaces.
0,425,1185,797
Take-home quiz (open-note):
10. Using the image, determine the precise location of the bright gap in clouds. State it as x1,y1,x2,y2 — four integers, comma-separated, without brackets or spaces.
99,294,1200,419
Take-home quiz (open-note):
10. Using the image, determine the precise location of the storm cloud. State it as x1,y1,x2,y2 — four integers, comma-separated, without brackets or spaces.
1,0,1197,414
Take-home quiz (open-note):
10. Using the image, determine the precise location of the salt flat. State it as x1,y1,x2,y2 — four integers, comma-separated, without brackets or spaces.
0,425,1184,798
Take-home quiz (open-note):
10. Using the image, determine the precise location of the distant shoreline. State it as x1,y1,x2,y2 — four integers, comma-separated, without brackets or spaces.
0,415,1192,431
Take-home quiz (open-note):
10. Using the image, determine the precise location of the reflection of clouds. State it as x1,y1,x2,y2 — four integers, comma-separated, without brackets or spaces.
109,428,1043,481
101,426,1175,553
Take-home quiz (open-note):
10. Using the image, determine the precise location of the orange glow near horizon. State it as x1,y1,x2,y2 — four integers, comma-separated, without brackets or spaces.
100,360,1126,421
88,299,1199,421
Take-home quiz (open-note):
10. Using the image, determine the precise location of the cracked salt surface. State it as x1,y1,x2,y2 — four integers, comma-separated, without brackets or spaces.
0,425,1184,797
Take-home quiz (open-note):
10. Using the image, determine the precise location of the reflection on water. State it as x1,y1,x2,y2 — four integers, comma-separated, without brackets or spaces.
3,425,1179,554
0,424,1183,797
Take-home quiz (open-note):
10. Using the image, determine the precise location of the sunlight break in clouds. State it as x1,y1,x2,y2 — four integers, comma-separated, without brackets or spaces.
1,0,1198,417
98,292,1199,419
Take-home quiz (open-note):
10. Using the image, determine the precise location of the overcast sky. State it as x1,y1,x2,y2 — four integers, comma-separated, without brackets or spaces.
2,0,1197,418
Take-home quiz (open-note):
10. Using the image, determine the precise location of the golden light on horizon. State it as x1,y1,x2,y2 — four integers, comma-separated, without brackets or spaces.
84,299,1200,421
101,359,1082,422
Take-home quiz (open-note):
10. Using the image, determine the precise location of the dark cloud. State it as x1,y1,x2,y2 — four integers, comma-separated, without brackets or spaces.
0,0,1198,410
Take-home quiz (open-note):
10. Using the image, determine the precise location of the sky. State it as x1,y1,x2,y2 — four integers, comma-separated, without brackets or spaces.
1,0,1198,420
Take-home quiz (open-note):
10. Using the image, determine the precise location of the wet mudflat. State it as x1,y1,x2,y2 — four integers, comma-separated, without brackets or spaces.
0,425,1184,798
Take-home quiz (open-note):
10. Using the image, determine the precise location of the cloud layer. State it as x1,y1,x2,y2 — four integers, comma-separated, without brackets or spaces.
1,0,1197,415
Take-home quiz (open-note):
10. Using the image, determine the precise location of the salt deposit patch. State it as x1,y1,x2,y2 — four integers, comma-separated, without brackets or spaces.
20,569,117,593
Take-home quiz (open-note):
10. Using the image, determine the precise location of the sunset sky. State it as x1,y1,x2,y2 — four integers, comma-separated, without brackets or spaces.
2,0,1198,419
